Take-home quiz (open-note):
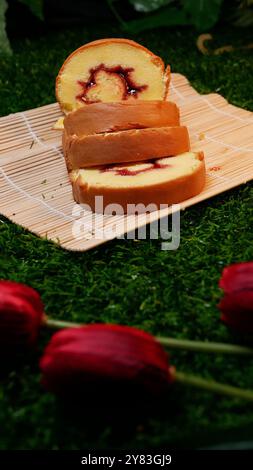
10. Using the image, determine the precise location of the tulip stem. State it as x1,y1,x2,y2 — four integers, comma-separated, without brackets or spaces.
43,316,80,330
106,0,126,28
44,316,253,356
157,336,253,356
174,370,253,402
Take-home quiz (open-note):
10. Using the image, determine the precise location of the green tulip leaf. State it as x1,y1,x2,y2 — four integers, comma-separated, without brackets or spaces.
18,0,44,20
0,0,12,56
183,0,223,31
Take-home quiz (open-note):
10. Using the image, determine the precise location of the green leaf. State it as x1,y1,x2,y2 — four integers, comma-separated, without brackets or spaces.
0,0,12,56
233,8,253,27
123,6,188,34
183,0,223,31
129,0,173,13
18,0,44,20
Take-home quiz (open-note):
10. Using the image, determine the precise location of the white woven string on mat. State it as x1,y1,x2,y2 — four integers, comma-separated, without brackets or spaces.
19,112,64,158
170,81,253,153
9,114,81,219
193,133,253,153
0,113,77,221
170,78,253,125
0,167,75,222
0,166,97,239
0,114,101,238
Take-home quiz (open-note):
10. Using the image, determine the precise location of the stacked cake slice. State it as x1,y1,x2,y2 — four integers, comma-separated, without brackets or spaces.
71,153,205,214
63,101,190,170
56,38,205,213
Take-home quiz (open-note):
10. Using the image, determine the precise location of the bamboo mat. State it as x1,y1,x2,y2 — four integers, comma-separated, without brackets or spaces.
0,73,252,251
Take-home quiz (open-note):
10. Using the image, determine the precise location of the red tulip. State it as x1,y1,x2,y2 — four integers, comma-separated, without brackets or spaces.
219,262,253,333
40,324,173,398
0,280,44,349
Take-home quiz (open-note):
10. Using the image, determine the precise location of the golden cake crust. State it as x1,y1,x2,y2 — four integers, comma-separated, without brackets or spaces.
64,101,180,136
70,152,205,214
63,126,190,170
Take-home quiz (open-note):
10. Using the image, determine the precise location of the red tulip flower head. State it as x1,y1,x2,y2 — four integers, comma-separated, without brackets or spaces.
219,262,253,333
0,280,44,350
40,324,173,399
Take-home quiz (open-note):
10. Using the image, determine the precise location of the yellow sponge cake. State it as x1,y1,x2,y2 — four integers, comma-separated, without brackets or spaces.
70,152,205,213
56,38,170,113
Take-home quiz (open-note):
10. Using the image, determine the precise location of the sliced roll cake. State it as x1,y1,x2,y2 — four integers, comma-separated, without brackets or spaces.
63,101,180,136
56,38,170,114
63,126,190,170
70,152,205,214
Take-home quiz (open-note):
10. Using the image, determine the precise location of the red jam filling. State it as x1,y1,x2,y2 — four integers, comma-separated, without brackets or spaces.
100,161,170,176
76,64,148,103
209,166,221,172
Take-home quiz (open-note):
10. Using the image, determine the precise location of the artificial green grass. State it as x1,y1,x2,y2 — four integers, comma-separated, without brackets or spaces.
0,23,253,449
